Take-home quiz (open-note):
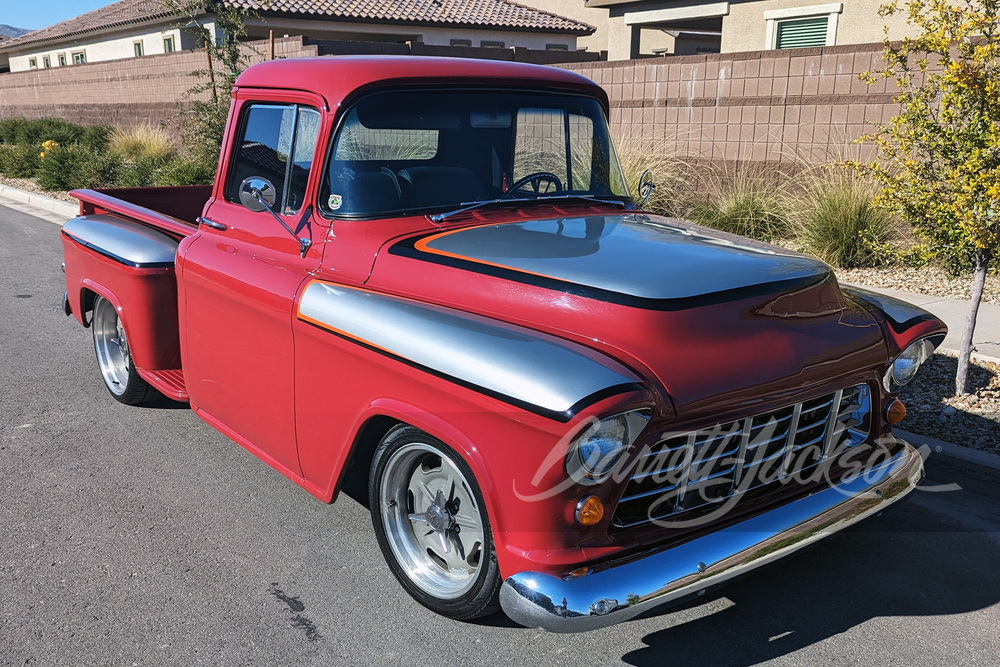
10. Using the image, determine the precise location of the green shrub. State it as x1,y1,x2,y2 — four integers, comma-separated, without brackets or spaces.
0,118,30,145
155,157,216,186
36,144,112,190
689,173,788,241
0,117,89,146
80,124,114,152
108,155,167,188
0,143,42,177
787,173,897,268
895,243,937,267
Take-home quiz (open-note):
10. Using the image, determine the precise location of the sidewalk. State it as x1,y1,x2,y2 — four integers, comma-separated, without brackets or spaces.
844,284,1000,364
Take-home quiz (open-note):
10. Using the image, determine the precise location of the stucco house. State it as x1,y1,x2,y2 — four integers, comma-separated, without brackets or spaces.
537,0,915,60
0,0,594,73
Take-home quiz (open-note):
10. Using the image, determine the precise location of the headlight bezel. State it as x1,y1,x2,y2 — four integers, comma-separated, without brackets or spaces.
566,409,650,485
882,336,940,392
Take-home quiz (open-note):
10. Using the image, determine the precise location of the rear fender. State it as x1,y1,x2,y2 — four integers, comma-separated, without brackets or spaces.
61,215,182,371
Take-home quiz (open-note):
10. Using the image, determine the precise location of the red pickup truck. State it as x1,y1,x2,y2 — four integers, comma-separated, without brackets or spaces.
61,56,945,632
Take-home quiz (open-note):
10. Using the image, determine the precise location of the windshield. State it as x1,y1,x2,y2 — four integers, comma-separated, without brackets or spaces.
320,89,629,218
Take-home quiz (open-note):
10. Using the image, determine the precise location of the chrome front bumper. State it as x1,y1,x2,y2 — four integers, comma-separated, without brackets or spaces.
499,443,924,633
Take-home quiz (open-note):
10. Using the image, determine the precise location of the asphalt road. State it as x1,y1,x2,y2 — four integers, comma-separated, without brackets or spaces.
2,200,999,666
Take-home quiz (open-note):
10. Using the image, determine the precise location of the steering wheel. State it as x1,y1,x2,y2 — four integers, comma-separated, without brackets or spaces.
502,171,563,199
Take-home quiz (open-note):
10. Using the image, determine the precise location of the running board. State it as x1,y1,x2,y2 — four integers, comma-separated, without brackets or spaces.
138,368,189,402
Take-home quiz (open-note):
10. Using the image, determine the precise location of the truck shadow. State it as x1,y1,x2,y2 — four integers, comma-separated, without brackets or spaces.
622,494,1000,665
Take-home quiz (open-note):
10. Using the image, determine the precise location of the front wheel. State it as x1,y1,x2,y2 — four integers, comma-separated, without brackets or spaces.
369,426,502,620
91,295,158,405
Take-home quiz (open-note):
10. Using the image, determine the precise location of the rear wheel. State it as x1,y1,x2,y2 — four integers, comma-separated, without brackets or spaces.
369,425,502,620
91,295,158,405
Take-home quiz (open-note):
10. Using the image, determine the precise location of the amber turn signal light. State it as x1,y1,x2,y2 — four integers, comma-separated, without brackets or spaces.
575,495,605,526
886,399,906,424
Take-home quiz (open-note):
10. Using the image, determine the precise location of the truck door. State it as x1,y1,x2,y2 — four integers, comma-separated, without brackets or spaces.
178,99,323,474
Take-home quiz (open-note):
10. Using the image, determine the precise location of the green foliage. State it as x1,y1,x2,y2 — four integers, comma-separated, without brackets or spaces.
108,155,169,188
786,172,898,268
689,172,788,242
851,0,1000,275
895,243,938,267
80,124,114,152
0,117,88,146
0,143,41,177
36,144,113,190
155,156,216,186
851,0,1000,393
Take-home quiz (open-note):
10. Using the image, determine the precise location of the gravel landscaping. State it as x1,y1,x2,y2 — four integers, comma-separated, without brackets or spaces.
897,352,1000,455
836,266,1000,306
0,175,77,204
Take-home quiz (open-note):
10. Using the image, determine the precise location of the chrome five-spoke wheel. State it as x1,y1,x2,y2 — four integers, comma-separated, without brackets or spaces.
370,426,501,619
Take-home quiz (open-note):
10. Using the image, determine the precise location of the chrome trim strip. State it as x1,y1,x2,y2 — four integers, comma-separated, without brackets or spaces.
62,215,178,268
780,402,803,477
730,418,752,490
500,443,924,633
822,389,844,458
297,281,642,421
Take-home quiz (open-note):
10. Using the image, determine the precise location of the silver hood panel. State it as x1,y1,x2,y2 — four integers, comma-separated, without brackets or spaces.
394,214,829,305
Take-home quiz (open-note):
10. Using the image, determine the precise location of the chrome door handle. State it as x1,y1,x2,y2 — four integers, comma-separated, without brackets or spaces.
197,216,228,231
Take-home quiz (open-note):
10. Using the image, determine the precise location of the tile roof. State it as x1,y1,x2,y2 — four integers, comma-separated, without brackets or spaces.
2,0,592,51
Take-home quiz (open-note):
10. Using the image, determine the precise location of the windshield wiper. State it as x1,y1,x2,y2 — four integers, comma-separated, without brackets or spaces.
429,194,631,223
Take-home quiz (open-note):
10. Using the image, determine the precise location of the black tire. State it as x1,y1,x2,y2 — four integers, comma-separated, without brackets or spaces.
91,295,159,406
369,425,502,620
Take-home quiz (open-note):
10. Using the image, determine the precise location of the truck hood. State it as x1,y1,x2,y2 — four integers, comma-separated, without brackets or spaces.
388,214,829,307
370,212,886,416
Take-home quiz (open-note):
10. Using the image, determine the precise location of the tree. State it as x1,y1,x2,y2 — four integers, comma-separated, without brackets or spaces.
162,1,264,165
853,0,1000,395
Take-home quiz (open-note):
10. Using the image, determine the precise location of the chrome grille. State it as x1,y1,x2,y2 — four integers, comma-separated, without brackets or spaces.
612,383,872,528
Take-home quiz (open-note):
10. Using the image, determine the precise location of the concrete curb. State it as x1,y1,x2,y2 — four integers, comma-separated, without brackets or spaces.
896,429,1000,470
0,184,77,220
897,429,1000,500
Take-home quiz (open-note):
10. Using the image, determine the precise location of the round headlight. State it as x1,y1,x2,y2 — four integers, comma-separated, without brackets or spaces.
891,343,922,386
578,415,629,479
568,410,650,484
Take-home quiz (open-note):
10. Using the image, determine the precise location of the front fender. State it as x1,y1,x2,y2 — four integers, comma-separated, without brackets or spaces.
841,286,947,356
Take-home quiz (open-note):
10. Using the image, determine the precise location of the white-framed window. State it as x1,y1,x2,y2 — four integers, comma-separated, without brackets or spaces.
545,43,569,51
58,54,67,66
163,36,175,53
28,58,37,68
72,51,86,64
480,40,505,49
764,3,843,49
43,56,51,68
134,41,144,57
449,38,471,47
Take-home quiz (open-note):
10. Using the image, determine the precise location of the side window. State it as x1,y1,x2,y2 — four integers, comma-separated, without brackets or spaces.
225,103,321,215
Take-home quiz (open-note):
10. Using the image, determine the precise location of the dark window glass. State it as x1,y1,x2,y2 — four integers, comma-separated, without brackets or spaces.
225,104,321,215
320,89,627,219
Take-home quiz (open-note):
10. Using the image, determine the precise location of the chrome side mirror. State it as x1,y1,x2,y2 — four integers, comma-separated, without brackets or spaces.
637,169,655,208
239,176,277,212
237,176,312,258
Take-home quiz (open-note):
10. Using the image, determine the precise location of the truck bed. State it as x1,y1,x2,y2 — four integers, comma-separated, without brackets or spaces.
71,185,212,240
